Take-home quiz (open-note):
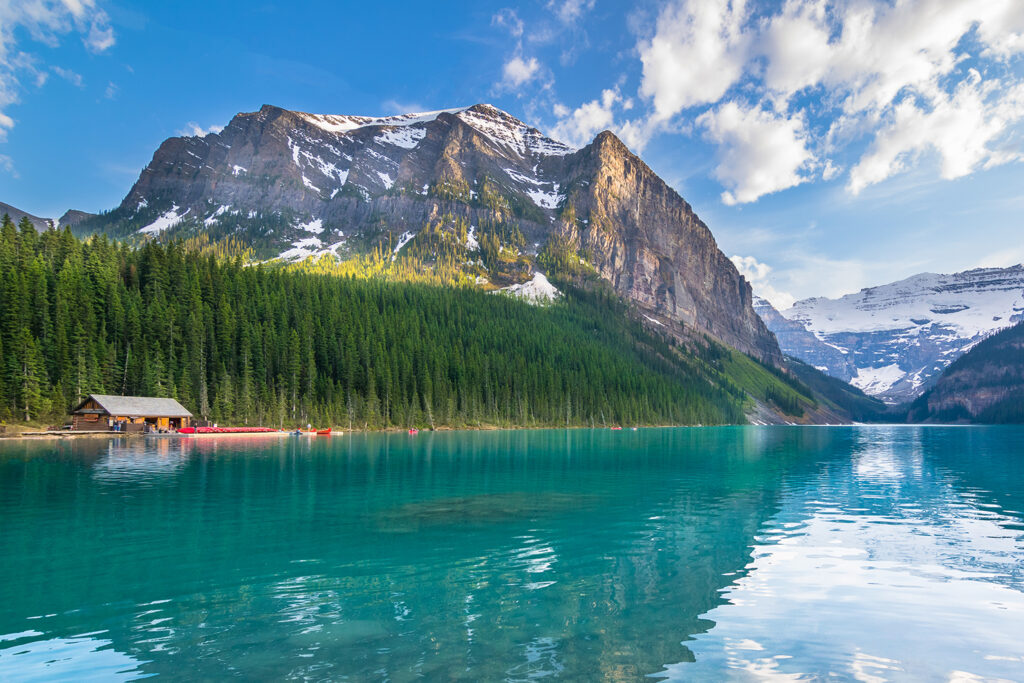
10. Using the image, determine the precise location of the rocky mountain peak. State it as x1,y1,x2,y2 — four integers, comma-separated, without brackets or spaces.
84,102,783,365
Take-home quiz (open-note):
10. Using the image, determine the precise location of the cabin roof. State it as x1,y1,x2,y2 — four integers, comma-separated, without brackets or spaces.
73,394,193,418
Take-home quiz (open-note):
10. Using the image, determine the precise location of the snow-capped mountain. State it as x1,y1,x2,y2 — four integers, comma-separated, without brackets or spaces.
755,266,1024,403
99,103,574,258
76,102,782,364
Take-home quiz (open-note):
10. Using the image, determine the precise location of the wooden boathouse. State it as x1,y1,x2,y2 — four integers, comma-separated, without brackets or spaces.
70,394,193,432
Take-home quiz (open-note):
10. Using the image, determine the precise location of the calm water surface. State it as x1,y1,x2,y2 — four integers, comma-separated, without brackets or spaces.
1,426,1023,681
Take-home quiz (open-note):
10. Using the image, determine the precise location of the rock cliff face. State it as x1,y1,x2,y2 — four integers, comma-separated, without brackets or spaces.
554,132,780,363
753,296,858,380
80,103,782,364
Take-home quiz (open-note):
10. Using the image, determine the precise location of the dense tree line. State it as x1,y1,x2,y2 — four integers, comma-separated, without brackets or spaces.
907,320,1024,424
0,215,747,428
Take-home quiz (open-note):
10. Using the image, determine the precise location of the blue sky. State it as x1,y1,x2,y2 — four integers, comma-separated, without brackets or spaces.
1,0,1023,307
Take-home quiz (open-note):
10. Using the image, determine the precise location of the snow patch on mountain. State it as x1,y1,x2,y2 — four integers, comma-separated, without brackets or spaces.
850,364,904,395
298,108,469,135
500,272,559,304
526,185,564,209
298,218,323,234
456,105,573,158
279,236,324,261
376,172,395,190
204,204,231,226
139,206,186,235
375,127,426,149
392,231,415,261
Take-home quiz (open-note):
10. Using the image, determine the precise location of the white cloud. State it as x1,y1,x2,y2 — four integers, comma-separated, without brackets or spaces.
849,73,1024,194
179,122,224,138
381,99,426,115
86,18,115,52
638,0,751,122
548,0,595,25
104,81,117,99
612,0,1024,204
698,102,814,204
492,9,524,38
0,153,15,177
730,255,795,309
500,55,541,89
761,0,1024,192
551,88,621,146
975,246,1024,269
0,0,114,142
52,66,84,87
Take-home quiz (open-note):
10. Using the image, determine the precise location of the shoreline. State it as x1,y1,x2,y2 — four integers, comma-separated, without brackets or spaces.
0,422,989,441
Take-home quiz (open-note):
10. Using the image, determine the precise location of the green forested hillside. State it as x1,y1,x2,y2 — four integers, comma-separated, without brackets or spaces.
908,321,1024,424
0,215,784,428
784,357,890,422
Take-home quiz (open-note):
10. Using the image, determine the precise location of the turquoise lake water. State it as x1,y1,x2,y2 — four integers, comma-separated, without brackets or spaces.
1,426,1023,681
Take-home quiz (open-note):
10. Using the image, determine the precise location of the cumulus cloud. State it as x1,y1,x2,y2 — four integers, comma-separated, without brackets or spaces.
698,102,814,204
0,0,114,145
500,55,542,90
179,122,224,138
551,88,623,146
730,255,795,309
581,0,1024,204
849,72,1024,194
638,0,750,122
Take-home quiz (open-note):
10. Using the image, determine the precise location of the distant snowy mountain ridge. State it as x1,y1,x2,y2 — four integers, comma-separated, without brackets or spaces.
755,265,1024,403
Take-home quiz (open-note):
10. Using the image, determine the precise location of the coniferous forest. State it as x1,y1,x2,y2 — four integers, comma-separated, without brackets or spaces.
0,215,769,429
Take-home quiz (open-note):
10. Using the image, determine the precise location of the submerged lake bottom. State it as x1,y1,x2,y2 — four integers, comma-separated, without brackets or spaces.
1,426,1023,681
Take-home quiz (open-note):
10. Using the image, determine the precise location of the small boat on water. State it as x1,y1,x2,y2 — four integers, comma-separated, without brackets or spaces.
408,428,419,435
316,428,332,435
611,426,622,431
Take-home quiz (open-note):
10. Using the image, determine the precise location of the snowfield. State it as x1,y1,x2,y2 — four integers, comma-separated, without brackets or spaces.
500,272,560,304
139,206,187,235
773,265,1024,402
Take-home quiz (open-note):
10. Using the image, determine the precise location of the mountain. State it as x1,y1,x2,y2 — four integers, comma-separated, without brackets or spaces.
0,201,53,232
57,209,96,229
908,320,1024,423
753,296,858,379
755,266,1024,403
76,103,781,365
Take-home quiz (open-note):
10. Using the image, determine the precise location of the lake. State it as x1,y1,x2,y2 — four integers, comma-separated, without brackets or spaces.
1,427,1023,680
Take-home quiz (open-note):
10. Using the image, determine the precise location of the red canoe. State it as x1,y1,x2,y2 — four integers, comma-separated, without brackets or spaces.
316,428,332,435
